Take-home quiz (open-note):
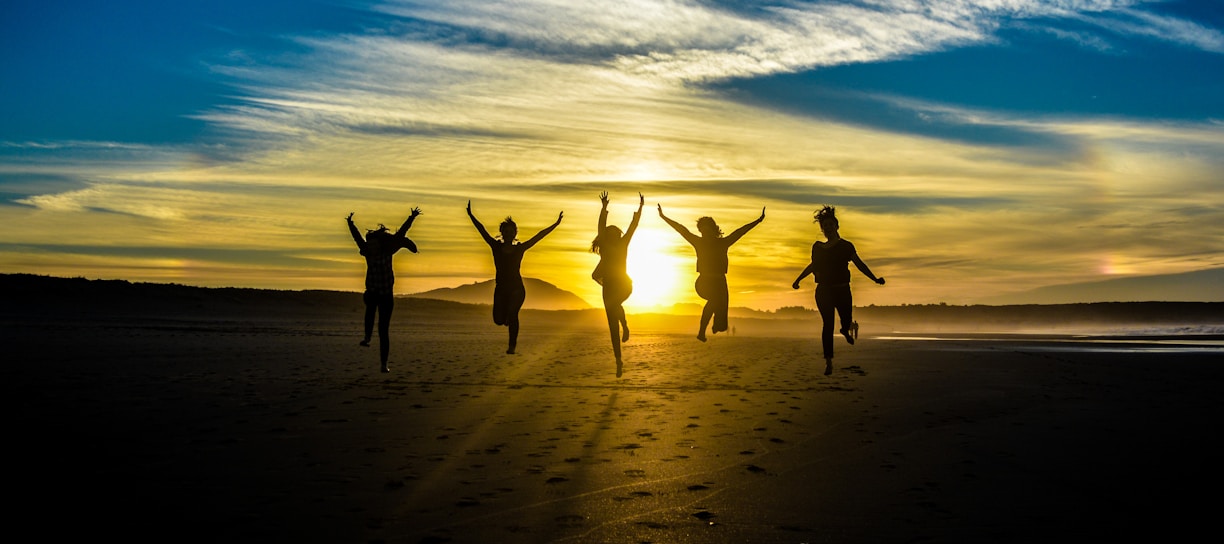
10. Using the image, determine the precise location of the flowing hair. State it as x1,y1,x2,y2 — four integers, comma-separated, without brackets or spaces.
590,225,622,254
814,205,836,225
366,224,390,239
695,216,722,237
498,216,517,242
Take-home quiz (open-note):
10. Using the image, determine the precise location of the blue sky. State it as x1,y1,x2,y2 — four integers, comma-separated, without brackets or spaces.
2,1,1223,308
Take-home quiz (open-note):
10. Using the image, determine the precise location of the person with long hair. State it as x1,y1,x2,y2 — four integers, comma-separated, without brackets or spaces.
792,205,885,375
591,191,643,377
347,208,421,373
467,200,563,354
658,204,764,342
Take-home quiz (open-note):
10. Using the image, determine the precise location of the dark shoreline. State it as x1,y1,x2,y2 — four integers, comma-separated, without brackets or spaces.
4,273,1222,336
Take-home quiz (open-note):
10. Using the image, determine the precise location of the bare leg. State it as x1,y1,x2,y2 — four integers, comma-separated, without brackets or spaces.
604,286,628,376
361,298,375,347
816,286,836,363
619,306,630,343
503,287,525,354
606,311,623,376
838,287,855,345
507,316,519,354
606,311,622,358
378,296,393,372
697,302,713,342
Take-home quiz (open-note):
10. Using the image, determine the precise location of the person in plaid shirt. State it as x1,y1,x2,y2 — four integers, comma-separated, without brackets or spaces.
348,207,420,373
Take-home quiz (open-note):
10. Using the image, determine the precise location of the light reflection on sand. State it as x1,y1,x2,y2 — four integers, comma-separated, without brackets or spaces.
876,335,1224,353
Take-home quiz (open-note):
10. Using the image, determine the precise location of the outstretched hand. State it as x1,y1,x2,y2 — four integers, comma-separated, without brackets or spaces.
599,191,609,207
556,211,564,224
638,192,644,208
466,200,473,215
657,203,665,217
410,206,422,217
791,280,801,290
759,207,766,221
346,212,354,222
875,277,886,285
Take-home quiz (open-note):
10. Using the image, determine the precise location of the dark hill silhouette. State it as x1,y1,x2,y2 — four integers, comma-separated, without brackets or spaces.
0,273,486,322
3,274,1221,336
406,278,590,310
983,267,1224,305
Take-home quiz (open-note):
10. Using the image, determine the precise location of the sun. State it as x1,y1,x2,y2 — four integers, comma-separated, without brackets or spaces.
624,226,689,311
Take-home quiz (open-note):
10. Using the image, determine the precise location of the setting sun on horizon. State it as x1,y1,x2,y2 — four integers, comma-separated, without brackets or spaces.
622,225,691,312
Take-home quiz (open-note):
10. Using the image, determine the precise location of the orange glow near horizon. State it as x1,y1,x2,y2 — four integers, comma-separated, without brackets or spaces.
623,226,691,311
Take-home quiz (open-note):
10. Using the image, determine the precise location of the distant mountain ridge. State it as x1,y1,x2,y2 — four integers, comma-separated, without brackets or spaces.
406,278,591,310
3,275,1221,335
983,267,1224,305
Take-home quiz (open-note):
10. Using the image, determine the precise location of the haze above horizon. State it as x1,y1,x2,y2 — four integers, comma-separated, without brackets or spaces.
3,1,1223,310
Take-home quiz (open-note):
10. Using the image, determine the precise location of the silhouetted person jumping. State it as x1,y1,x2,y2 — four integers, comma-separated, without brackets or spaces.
467,200,563,354
347,208,420,373
659,204,764,342
591,191,643,377
792,205,885,375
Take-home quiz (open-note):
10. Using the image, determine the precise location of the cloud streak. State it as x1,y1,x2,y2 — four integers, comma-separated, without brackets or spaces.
4,1,1224,307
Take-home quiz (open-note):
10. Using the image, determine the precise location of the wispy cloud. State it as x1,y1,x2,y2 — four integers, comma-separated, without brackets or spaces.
5,0,1224,306
1079,6,1224,52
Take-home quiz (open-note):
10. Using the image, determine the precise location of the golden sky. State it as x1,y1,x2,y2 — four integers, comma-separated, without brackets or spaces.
3,1,1224,309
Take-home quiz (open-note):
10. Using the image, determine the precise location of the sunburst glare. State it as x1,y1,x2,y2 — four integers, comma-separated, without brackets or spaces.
624,226,690,312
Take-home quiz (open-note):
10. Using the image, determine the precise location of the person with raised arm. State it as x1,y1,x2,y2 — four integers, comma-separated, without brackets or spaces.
591,191,643,377
792,205,885,375
347,207,421,373
658,203,764,342
467,200,563,354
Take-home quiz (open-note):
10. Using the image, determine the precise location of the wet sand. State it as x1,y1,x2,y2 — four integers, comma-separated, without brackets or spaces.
5,314,1222,542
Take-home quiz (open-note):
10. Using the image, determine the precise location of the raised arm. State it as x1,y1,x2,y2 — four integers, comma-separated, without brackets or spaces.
522,211,563,250
852,253,886,285
657,204,698,246
466,200,497,246
346,212,367,251
394,207,422,238
598,191,609,233
623,193,645,241
725,207,765,246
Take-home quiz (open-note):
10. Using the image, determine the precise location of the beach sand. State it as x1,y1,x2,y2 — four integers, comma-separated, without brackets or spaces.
5,312,1222,542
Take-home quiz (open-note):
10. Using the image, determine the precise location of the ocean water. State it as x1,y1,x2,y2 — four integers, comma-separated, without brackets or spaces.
877,324,1224,353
